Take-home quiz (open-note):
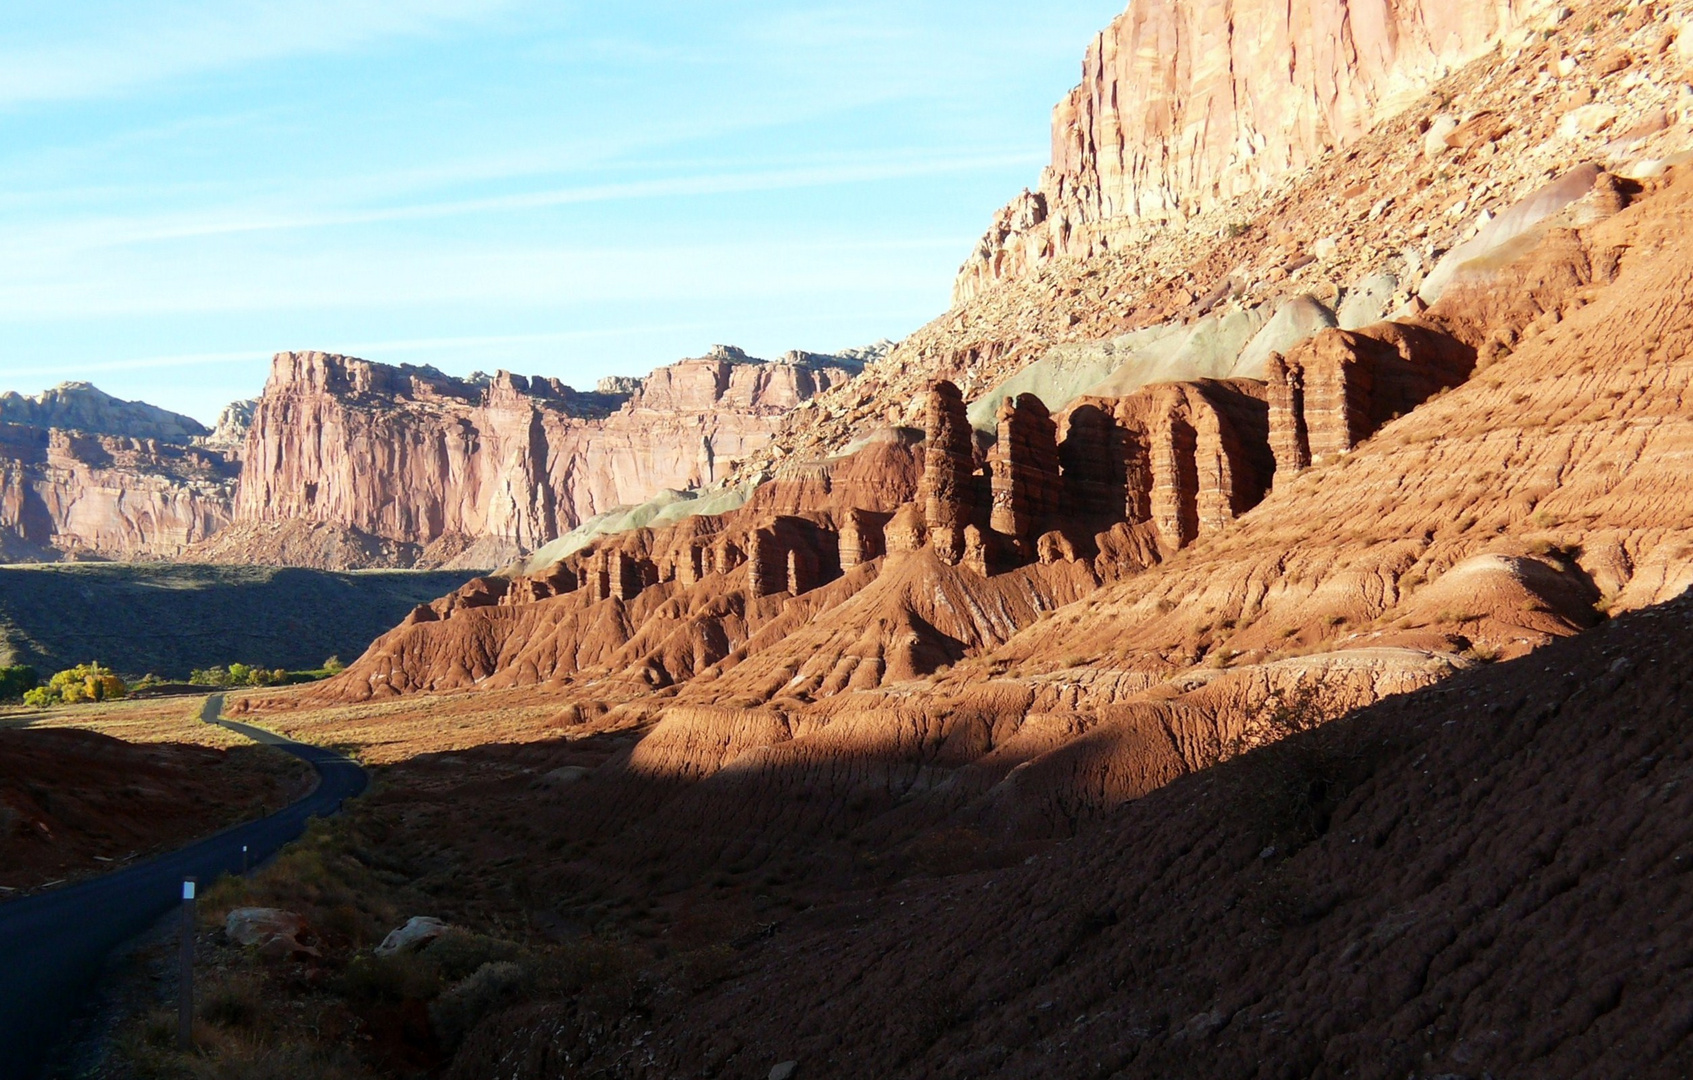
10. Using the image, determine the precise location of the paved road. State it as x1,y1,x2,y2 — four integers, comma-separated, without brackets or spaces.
0,696,368,1080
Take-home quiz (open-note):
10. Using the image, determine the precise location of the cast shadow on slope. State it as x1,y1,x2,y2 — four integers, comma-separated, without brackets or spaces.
0,564,474,679
423,585,1693,1080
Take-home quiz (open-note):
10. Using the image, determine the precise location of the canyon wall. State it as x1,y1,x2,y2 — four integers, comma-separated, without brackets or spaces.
0,343,867,566
0,385,238,561
231,345,865,564
955,0,1554,301
0,424,238,562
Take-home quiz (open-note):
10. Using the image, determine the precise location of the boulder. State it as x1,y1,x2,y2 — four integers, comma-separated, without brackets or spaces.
1557,102,1619,139
376,916,450,957
1337,274,1399,330
1422,114,1460,157
225,907,318,959
225,907,308,947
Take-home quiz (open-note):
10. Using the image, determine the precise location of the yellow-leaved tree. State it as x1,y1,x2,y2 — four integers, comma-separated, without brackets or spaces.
23,662,127,708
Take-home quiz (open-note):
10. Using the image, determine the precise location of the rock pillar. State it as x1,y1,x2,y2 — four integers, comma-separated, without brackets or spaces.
1059,403,1125,520
1151,403,1200,550
748,529,785,597
989,393,1061,555
1192,398,1245,536
588,555,613,603
839,508,887,570
1304,344,1374,462
919,381,976,565
609,551,643,601
1123,425,1154,524
963,524,991,577
678,545,705,586
1265,353,1311,476
787,546,820,595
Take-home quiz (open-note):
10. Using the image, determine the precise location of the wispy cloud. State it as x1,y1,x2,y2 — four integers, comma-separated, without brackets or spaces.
0,149,1043,258
0,233,968,320
0,0,517,107
0,348,274,378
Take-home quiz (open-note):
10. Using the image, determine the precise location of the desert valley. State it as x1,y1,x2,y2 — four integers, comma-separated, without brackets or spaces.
7,0,1693,1077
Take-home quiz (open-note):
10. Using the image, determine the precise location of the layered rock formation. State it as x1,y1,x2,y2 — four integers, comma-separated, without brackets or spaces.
293,75,1686,829
954,0,1556,301
1265,323,1472,470
919,381,979,565
0,341,869,567
723,0,1690,495
0,388,239,562
195,5,1693,1078
230,345,863,568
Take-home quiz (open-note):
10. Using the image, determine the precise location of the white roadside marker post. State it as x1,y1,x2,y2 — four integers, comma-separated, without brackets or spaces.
178,877,196,1050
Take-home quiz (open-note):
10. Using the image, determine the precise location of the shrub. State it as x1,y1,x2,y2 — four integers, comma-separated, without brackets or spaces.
426,930,527,982
322,656,346,675
24,663,126,707
428,961,530,1050
190,664,291,689
200,974,264,1029
0,665,39,702
338,951,441,1004
190,666,233,687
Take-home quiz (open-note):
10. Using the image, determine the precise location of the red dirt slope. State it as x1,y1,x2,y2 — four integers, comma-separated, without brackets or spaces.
0,726,307,892
453,587,1693,1079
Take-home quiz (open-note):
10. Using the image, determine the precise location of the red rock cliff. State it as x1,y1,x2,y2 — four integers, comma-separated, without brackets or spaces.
0,424,237,562
234,346,861,560
955,0,1552,302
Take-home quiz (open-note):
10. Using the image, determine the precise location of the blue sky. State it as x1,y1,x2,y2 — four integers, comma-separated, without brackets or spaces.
0,1,1122,423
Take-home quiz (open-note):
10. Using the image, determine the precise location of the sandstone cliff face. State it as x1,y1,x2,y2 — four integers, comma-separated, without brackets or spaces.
0,425,237,561
0,383,243,561
954,0,1554,302
232,345,861,562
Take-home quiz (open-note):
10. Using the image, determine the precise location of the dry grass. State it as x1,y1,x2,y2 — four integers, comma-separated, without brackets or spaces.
0,695,252,749
248,685,586,765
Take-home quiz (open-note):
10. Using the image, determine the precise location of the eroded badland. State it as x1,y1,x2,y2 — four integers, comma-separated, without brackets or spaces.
20,0,1693,1076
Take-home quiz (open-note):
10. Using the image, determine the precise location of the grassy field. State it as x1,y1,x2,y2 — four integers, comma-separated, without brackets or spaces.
0,563,471,681
0,694,249,748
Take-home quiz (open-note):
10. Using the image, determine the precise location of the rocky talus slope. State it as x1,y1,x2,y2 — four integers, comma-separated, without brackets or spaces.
956,0,1555,301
